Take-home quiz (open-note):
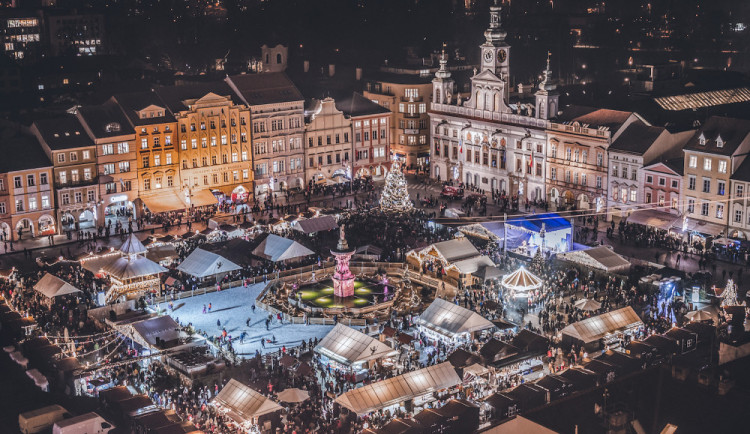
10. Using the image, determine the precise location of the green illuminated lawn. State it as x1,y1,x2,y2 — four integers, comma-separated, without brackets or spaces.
295,278,392,308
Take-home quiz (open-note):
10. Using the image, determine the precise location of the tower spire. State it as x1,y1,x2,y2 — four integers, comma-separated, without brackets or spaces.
484,0,507,44
435,42,451,79
538,51,556,91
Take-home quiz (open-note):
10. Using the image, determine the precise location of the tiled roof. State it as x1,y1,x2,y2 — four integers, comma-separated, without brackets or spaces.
112,91,176,126
609,121,666,154
225,73,304,106
731,157,750,182
155,81,244,113
77,100,136,139
557,105,634,132
32,116,94,150
684,115,750,156
0,125,51,172
336,92,390,117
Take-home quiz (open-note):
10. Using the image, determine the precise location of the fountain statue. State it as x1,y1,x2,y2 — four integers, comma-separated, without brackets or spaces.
331,224,356,298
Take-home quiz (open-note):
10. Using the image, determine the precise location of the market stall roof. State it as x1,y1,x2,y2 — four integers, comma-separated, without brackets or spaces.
364,418,423,434
335,362,460,415
473,264,503,281
420,238,480,263
33,273,81,298
561,306,643,344
506,213,571,233
146,245,178,263
188,189,218,207
356,244,384,256
556,246,631,273
451,255,496,274
483,416,559,433
459,221,505,241
212,379,283,423
670,218,725,237
315,323,397,366
202,238,255,267
177,248,242,278
292,215,338,234
626,209,679,231
417,298,495,339
480,339,521,364
501,266,543,292
252,233,314,262
130,315,182,348
120,233,148,255
141,192,187,214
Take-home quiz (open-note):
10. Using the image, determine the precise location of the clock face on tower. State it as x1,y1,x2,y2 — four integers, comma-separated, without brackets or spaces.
497,49,507,63
483,49,494,63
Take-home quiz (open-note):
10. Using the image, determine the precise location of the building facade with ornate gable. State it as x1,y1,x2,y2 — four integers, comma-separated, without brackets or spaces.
429,2,553,202
304,97,353,186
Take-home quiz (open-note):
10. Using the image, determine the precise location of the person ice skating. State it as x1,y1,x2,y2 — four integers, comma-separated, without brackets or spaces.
202,304,206,314
246,317,251,327
208,303,212,312
217,319,221,328
251,304,256,313
265,318,270,330
261,338,265,349
272,335,277,344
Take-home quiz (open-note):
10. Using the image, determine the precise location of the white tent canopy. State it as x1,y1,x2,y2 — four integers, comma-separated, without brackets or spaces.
120,233,147,255
451,255,496,275
561,306,643,344
626,209,679,231
291,215,338,234
314,323,397,366
213,379,283,423
418,298,495,339
428,238,479,263
556,246,631,273
501,266,543,292
252,234,314,262
335,362,460,415
177,248,242,278
33,273,81,299
128,315,183,348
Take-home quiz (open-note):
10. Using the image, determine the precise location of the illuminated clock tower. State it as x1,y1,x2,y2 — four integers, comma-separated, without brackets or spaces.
480,0,510,100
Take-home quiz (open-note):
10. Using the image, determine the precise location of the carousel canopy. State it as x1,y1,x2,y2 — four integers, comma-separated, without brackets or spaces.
120,233,147,255
335,362,460,415
101,256,167,280
292,215,338,234
212,379,283,423
314,323,397,366
33,273,81,299
556,246,630,273
177,248,242,278
418,298,495,339
561,306,643,344
501,267,543,292
252,234,314,262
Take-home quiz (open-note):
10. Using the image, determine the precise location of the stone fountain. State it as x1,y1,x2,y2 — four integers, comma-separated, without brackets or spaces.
331,224,356,298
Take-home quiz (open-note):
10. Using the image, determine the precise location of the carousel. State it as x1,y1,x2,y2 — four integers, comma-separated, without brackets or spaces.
501,266,543,298
81,233,167,303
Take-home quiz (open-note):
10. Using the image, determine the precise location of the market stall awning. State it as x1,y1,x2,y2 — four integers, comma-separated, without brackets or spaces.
451,255,496,275
418,298,495,339
141,192,186,214
129,315,182,348
188,189,218,208
670,218,725,237
335,362,460,415
418,238,480,263
101,256,167,280
626,208,679,231
212,379,283,423
177,248,242,278
314,323,397,366
556,246,630,273
292,215,339,234
252,234,314,262
561,306,643,344
33,273,81,299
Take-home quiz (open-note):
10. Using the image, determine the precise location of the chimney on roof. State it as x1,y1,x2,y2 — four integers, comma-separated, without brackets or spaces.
328,64,335,77
355,67,362,81
303,60,310,73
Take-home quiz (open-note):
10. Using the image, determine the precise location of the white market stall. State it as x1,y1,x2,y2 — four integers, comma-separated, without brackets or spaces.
33,273,81,301
212,378,283,431
177,248,242,279
556,246,631,274
252,233,314,263
314,324,398,373
561,306,643,350
417,298,495,343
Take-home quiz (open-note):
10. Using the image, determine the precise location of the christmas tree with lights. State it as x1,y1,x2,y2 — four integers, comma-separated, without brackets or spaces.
531,248,545,274
721,279,740,306
379,161,414,213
